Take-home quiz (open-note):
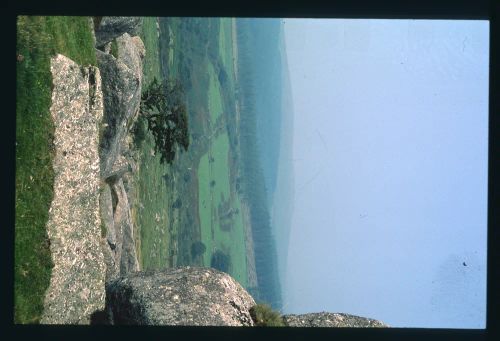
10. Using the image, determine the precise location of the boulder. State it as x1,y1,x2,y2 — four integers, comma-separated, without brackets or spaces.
96,49,141,181
112,178,140,276
100,237,119,284
95,17,143,48
99,183,116,248
282,312,389,327
104,154,132,184
105,267,256,326
116,33,145,81
41,54,106,324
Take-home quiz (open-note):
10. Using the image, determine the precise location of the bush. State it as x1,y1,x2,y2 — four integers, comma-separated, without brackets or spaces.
172,198,182,209
132,115,148,149
210,250,230,273
249,304,284,327
190,241,206,258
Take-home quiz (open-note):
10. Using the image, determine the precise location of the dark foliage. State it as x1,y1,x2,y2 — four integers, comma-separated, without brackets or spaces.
235,19,282,311
210,250,230,273
250,304,285,327
190,241,207,258
172,198,182,209
132,114,147,149
140,77,190,164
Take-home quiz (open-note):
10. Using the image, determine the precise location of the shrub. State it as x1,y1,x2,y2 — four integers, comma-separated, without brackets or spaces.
172,198,182,209
190,241,206,258
132,115,147,149
249,303,285,327
210,250,230,273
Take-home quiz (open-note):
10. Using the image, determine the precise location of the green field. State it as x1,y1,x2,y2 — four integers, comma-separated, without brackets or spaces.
134,17,174,270
15,16,97,324
219,18,235,88
207,62,224,122
136,17,249,287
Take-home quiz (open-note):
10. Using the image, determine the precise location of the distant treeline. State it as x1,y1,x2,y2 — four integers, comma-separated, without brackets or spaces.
236,19,282,311
238,19,283,206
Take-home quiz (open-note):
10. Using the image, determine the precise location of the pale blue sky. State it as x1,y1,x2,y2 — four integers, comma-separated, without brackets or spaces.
282,19,489,328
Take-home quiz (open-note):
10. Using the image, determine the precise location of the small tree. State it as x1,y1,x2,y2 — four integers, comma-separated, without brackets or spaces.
190,241,206,258
140,77,190,164
172,198,182,209
210,250,230,273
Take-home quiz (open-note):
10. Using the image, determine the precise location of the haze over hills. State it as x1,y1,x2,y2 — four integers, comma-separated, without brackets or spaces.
271,21,295,310
243,18,283,207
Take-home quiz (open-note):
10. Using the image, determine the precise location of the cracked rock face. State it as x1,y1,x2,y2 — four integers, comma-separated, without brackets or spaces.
97,32,144,181
41,54,106,324
97,49,140,180
95,17,143,48
282,312,389,327
105,267,256,326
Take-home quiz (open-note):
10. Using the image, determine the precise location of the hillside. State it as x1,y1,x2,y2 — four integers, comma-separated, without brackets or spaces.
271,22,296,301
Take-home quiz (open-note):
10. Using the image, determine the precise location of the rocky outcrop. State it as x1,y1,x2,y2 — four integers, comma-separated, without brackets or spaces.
104,267,256,326
95,23,145,285
282,312,389,327
41,54,106,324
95,17,143,48
97,48,142,181
113,178,140,275
98,178,140,284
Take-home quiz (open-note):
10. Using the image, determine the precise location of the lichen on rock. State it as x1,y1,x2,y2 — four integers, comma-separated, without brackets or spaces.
41,54,106,324
282,312,389,327
95,17,143,48
104,267,256,326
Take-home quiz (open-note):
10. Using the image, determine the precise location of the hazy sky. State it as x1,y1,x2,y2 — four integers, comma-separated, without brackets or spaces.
283,19,489,328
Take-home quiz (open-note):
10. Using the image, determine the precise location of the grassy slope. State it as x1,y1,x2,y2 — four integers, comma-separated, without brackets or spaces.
135,17,174,270
198,20,248,287
207,62,223,122
15,16,97,324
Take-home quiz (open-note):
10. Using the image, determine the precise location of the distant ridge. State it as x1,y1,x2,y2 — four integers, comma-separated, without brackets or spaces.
271,20,295,307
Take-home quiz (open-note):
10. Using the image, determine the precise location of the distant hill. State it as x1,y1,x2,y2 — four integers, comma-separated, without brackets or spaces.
242,18,283,207
271,22,295,298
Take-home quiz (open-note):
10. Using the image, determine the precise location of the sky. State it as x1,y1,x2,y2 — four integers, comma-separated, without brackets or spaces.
282,19,489,328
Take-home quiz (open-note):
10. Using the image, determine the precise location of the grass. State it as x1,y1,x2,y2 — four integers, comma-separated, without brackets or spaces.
15,16,97,324
136,17,248,287
110,39,119,59
135,17,173,270
219,18,235,87
207,62,224,122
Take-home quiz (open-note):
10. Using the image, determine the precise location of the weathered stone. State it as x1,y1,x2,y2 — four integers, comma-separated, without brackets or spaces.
116,33,145,81
100,237,119,284
96,49,141,180
112,178,140,276
105,267,256,326
99,183,116,248
95,17,143,48
103,154,131,183
282,312,389,328
41,54,106,324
